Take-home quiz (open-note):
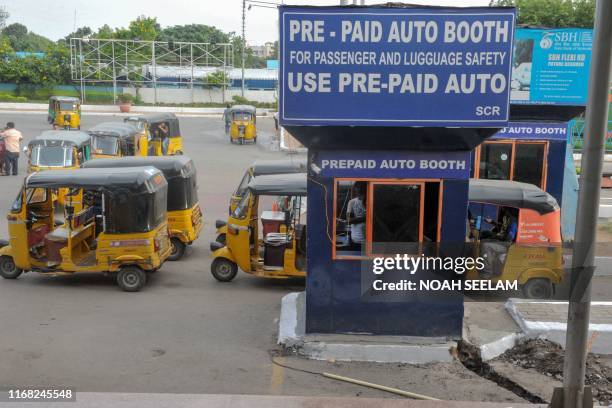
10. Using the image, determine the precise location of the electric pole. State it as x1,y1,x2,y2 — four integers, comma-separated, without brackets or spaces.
556,1,612,407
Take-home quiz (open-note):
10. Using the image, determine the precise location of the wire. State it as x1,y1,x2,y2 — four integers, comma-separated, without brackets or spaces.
306,176,334,245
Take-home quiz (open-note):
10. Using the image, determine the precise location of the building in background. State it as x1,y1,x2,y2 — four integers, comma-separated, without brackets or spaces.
249,42,275,58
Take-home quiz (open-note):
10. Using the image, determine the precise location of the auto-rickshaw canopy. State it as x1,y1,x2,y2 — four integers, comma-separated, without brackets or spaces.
251,158,307,176
25,167,168,233
247,173,307,196
82,156,197,211
127,113,181,137
88,122,139,140
29,130,91,148
229,105,256,115
468,179,559,214
49,96,80,103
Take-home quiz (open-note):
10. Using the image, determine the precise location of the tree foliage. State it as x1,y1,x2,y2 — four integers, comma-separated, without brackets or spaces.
490,0,595,28
2,22,54,51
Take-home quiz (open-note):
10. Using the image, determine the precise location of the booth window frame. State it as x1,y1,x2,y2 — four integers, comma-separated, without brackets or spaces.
332,178,443,260
473,139,549,190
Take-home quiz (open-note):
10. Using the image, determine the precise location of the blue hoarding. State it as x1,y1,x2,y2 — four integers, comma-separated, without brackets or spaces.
279,6,515,127
510,28,592,105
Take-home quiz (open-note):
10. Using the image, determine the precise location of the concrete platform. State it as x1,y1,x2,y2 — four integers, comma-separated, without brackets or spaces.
0,392,544,408
278,292,456,364
505,299,612,354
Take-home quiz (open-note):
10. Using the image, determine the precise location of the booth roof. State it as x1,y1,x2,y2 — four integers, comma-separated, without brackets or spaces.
26,166,166,193
469,178,559,214
251,158,307,176
248,173,307,196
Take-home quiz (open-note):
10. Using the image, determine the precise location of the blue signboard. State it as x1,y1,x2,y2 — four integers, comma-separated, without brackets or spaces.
313,150,470,179
510,28,592,105
279,6,515,127
491,121,570,141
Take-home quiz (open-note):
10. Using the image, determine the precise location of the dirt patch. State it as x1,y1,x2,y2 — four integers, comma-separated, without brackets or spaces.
497,338,612,405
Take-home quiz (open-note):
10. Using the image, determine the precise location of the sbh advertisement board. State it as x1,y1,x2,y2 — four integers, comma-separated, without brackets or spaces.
510,28,593,105
279,6,516,127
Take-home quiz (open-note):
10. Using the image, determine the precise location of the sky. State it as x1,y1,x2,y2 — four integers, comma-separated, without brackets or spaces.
2,0,489,46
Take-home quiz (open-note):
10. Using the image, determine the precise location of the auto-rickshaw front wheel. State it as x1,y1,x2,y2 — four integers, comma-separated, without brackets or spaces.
117,266,147,292
522,278,553,299
168,238,186,261
215,233,226,246
0,255,22,279
211,258,238,282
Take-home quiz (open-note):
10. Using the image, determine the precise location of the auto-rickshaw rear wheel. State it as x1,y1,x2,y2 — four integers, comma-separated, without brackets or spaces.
0,255,22,279
522,278,553,299
168,238,186,261
211,258,238,282
117,266,146,292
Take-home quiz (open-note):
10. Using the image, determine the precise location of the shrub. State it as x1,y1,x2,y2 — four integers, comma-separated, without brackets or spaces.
118,93,134,104
0,93,27,102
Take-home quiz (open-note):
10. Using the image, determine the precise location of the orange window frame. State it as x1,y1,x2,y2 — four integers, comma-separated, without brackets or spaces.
474,140,549,190
332,178,443,260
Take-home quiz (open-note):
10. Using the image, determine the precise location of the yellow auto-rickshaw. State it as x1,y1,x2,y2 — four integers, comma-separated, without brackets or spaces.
225,105,256,145
88,122,145,159
27,131,91,172
124,113,183,156
83,156,202,261
210,173,307,281
215,158,307,245
0,167,171,291
48,96,81,130
466,179,563,299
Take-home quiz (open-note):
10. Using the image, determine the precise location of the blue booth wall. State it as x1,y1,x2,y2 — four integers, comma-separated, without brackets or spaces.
305,150,469,337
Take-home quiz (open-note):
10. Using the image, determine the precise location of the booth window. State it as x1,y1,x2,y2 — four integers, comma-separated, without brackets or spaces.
475,141,547,189
334,179,441,259
514,143,545,186
479,143,512,180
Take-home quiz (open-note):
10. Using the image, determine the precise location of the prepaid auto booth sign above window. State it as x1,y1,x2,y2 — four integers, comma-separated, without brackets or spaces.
279,6,516,127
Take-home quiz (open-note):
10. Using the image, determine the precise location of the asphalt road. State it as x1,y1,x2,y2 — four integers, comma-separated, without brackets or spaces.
0,112,608,402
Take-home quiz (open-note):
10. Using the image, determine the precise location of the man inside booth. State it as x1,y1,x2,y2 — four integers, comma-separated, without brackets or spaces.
347,181,367,251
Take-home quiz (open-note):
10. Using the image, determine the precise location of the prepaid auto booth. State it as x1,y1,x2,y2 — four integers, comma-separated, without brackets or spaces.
279,4,516,336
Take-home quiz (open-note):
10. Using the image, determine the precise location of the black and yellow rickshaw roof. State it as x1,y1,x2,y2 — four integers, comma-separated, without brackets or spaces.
26,167,167,194
247,173,307,197
83,156,195,180
229,105,256,114
88,122,139,140
29,130,91,148
127,113,178,125
49,96,80,103
469,179,559,214
251,158,307,176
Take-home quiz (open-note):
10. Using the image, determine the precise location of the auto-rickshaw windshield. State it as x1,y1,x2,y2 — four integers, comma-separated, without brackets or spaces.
59,102,77,111
232,190,251,219
232,112,252,121
92,134,120,155
30,145,74,167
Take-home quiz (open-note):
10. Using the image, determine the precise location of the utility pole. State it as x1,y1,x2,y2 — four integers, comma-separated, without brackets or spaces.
0,6,9,31
556,1,612,407
241,0,246,97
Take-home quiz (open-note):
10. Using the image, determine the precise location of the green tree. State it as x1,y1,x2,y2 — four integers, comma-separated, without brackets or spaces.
489,0,595,28
62,26,93,43
2,22,53,51
115,15,160,41
159,24,230,44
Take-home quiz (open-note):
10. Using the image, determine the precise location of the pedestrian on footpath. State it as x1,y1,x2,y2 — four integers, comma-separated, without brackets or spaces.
0,122,23,176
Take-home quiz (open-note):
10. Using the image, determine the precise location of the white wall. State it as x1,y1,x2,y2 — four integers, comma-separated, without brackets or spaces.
124,87,277,104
